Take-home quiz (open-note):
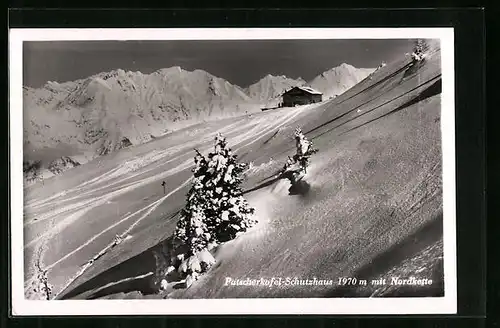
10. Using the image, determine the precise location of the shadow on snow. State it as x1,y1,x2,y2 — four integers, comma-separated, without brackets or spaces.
324,212,444,298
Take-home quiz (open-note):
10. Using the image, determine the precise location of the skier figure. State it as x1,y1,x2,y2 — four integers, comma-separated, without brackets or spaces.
161,181,166,194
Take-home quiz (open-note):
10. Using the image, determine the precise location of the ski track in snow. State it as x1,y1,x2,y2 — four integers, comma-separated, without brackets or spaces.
25,118,250,213
24,105,309,298
83,272,155,299
229,106,308,150
25,154,186,220
26,151,180,212
25,136,220,222
24,158,192,249
50,179,191,299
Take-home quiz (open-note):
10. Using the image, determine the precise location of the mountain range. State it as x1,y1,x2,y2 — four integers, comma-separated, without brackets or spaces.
23,63,375,182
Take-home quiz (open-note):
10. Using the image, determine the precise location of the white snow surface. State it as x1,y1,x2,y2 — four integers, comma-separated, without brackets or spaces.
23,63,375,182
21,44,444,301
24,67,259,165
308,63,375,99
295,86,323,95
245,74,306,106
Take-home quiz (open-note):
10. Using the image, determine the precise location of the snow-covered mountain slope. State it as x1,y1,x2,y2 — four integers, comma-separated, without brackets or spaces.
47,156,81,175
23,156,81,186
22,42,445,301
244,64,376,107
308,63,375,99
24,64,374,161
23,67,261,179
23,63,374,183
245,74,306,106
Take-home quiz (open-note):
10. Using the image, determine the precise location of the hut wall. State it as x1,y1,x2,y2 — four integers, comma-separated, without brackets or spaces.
283,91,322,107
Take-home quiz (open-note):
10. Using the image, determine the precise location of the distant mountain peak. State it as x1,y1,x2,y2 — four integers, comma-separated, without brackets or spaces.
309,63,375,98
23,65,260,177
23,63,375,182
245,74,306,104
153,66,186,76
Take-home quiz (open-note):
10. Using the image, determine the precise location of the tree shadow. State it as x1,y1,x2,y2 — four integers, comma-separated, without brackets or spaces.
241,175,282,196
288,180,311,195
304,61,415,136
59,236,174,300
401,59,426,81
242,171,312,197
256,172,281,184
339,77,441,136
324,212,444,298
87,273,154,299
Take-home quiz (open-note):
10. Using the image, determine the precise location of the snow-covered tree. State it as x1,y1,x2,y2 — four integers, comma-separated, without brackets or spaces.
280,127,318,181
202,134,256,242
162,134,256,288
174,135,256,251
411,39,429,62
173,149,212,254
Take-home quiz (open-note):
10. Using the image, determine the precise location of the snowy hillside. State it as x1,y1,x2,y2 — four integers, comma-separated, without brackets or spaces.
245,74,306,106
21,41,446,303
23,63,375,183
308,63,375,99
244,64,376,107
23,67,261,180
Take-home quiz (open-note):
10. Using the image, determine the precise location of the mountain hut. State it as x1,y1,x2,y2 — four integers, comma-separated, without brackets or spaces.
282,86,322,107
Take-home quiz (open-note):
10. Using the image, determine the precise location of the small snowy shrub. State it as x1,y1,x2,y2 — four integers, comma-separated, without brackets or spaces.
411,39,429,62
281,127,318,180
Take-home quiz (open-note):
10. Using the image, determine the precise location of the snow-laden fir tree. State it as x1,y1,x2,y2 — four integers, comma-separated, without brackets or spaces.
173,149,212,253
411,39,429,62
281,127,318,182
202,134,256,242
164,134,256,288
293,127,318,171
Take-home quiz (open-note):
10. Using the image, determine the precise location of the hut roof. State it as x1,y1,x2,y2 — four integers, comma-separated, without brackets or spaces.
284,86,323,95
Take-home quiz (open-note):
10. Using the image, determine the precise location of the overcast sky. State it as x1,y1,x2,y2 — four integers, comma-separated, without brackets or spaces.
23,39,417,88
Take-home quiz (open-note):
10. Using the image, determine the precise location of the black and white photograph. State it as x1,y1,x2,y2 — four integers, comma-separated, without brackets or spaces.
10,28,457,315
